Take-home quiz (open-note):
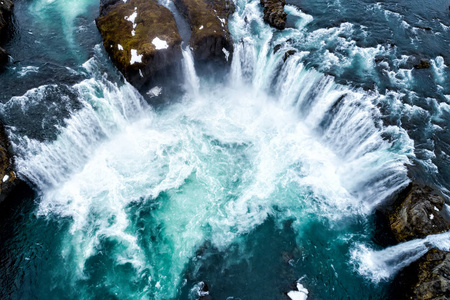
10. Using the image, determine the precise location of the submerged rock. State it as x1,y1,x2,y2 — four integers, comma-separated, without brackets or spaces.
260,0,287,30
96,0,182,89
174,0,234,62
414,60,431,69
0,123,19,204
388,183,450,243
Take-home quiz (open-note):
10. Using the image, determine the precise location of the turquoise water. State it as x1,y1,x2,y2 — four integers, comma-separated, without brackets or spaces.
0,0,448,299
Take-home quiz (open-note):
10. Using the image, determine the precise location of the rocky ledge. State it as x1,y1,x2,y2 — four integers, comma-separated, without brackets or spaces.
96,0,182,89
0,123,19,204
260,0,287,30
0,0,13,68
174,0,234,62
386,183,450,299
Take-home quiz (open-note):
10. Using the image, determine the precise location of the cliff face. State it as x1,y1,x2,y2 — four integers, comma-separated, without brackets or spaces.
96,0,182,89
174,0,234,62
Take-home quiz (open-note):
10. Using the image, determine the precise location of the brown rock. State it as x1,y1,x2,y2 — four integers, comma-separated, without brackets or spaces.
174,0,234,62
414,60,431,69
389,183,450,243
96,0,182,89
260,0,287,30
394,249,450,300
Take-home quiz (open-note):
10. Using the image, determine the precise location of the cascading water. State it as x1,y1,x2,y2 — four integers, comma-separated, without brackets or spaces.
1,0,449,298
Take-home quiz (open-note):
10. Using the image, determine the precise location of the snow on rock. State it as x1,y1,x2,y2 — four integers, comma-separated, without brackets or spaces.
152,37,169,50
139,69,144,78
199,25,204,30
287,283,309,300
118,44,124,50
124,8,138,37
2,175,9,183
130,49,143,64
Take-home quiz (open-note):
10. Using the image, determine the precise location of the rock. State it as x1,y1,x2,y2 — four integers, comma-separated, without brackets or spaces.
96,0,182,89
0,0,13,69
388,183,450,243
393,249,450,300
0,0,14,41
174,0,234,62
414,60,431,69
0,47,8,66
0,123,19,204
283,50,296,62
260,0,287,30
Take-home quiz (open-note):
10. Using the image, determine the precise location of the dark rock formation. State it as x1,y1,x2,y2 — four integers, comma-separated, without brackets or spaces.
174,0,234,62
0,0,13,68
388,183,450,243
392,249,450,300
283,50,296,62
260,0,287,30
96,0,182,89
386,183,450,299
414,60,431,69
0,123,19,204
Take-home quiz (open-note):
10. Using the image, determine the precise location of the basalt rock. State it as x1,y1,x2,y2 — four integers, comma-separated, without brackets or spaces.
388,183,450,243
174,0,234,62
96,0,182,89
0,123,19,204
260,0,287,30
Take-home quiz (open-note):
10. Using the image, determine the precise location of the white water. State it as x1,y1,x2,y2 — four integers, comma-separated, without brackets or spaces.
6,0,418,298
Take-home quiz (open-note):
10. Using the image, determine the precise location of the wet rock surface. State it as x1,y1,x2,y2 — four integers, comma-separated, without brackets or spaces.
96,0,182,89
260,0,287,30
174,0,234,62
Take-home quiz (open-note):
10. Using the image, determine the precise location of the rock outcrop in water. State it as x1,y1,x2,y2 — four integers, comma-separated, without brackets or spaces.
0,0,13,68
174,0,234,62
386,183,450,299
0,123,19,204
388,183,450,243
260,0,287,30
96,0,182,89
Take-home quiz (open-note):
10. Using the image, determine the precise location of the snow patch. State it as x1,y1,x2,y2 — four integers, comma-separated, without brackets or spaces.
130,49,143,65
430,214,434,220
434,206,439,212
199,25,204,30
139,69,143,78
118,44,124,51
2,175,9,183
152,37,169,50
